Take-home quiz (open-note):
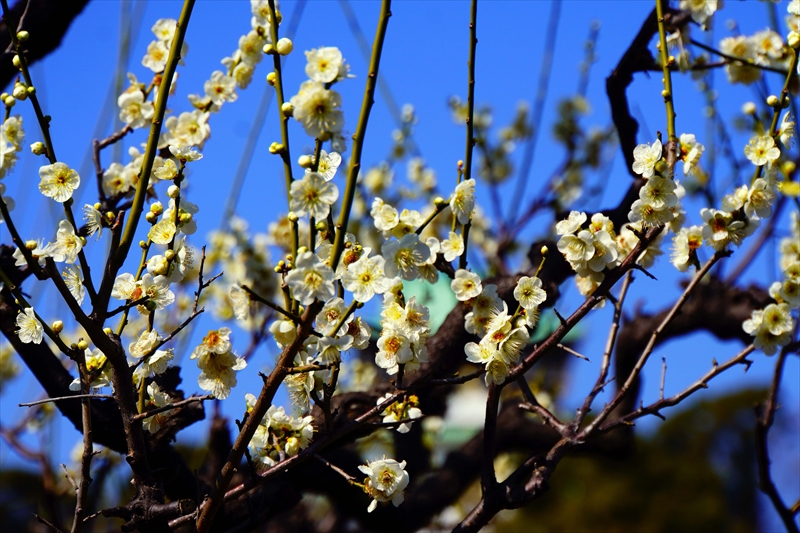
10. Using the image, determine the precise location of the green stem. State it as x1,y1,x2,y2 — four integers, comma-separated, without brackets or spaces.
329,0,392,271
114,0,195,267
655,0,676,142
458,0,478,270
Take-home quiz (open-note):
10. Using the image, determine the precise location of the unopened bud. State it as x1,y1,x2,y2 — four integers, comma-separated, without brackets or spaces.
12,83,27,101
167,185,180,198
93,202,101,211
145,300,158,312
269,142,285,154
457,160,464,169
145,211,158,224
315,220,327,231
434,196,446,207
77,340,89,351
150,201,163,215
298,154,313,168
654,160,668,173
165,249,175,261
541,245,549,256
287,212,299,222
266,72,277,86
767,95,780,107
16,30,29,42
297,246,308,255
139,240,148,249
179,212,193,224
789,31,800,49
742,102,757,115
782,160,796,176
79,236,87,247
11,55,21,69
4,95,16,107
26,85,35,96
276,38,293,55
281,102,294,117
262,43,275,55
30,141,46,155
274,265,282,273
105,211,115,223
103,327,112,336
52,320,64,334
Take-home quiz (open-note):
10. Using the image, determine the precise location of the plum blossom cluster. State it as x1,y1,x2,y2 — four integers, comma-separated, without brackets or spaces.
375,290,431,376
719,24,792,85
462,274,545,385
628,138,688,228
0,116,24,215
743,211,800,355
289,46,352,146
190,328,246,399
247,403,314,472
379,393,422,433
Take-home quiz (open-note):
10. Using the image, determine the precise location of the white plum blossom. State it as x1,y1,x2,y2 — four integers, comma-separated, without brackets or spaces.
307,150,342,181
305,46,345,83
744,135,780,166
46,220,82,264
290,81,344,139
38,162,80,202
359,458,410,513
118,91,154,129
514,276,547,310
632,139,662,178
62,265,85,305
451,269,482,301
343,254,391,303
289,172,339,219
285,251,336,305
16,307,43,344
450,179,476,225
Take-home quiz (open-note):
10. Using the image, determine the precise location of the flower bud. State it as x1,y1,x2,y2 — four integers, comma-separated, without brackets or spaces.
276,38,293,55
145,300,158,312
266,72,277,86
145,211,158,224
285,436,300,456
30,141,46,155
52,320,64,334
287,212,299,222
11,55,21,69
281,102,294,117
26,85,35,96
315,220,327,231
103,327,112,335
782,160,796,176
269,142,285,154
79,236,87,247
742,102,757,115
140,240,148,249
150,201,163,215
16,30,29,42
179,212,193,224
654,160,668,173
298,154,313,168
767,95,780,107
93,202,102,211
77,340,89,351
4,95,16,107
12,83,27,101
167,185,180,198
262,43,275,55
105,212,115,223
789,31,800,49
434,196,446,207
165,249,175,261
541,245,549,256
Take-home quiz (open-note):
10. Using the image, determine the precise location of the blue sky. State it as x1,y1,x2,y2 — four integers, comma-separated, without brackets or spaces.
1,0,798,529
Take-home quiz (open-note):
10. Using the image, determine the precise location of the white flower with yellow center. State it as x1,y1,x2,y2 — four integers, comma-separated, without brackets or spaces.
306,150,342,181
382,234,431,281
670,225,703,272
556,211,587,236
679,133,705,175
204,70,238,106
451,269,482,301
371,198,400,234
440,231,465,262
39,162,80,202
628,199,674,228
46,220,82,264
290,81,344,139
16,307,43,345
557,229,596,267
514,276,547,310
191,346,246,400
142,40,169,72
289,172,339,220
141,383,174,433
148,218,176,245
102,162,136,197
359,458,410,513
62,265,85,305
679,0,719,26
82,204,103,239
285,251,336,305
2,115,24,149
163,110,210,148
237,30,264,66
305,46,344,83
342,254,391,303
745,178,777,219
118,91,154,129
744,135,780,166
450,179,475,225
631,139,662,178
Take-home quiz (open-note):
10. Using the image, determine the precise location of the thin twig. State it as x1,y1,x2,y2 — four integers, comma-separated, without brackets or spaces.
659,357,667,401
133,394,214,421
18,394,115,407
556,343,590,362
